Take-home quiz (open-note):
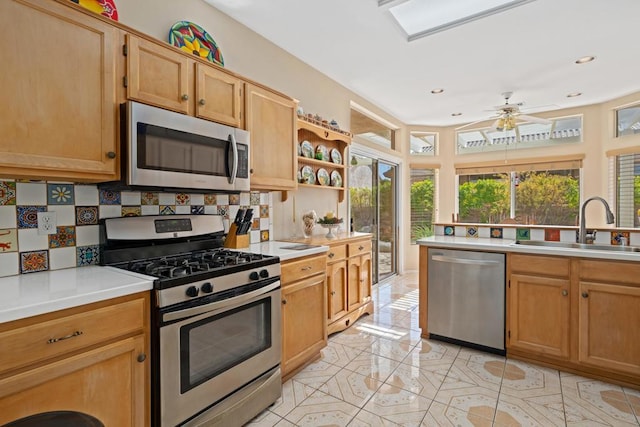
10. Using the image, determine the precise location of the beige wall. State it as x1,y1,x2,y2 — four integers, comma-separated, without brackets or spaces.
116,0,640,274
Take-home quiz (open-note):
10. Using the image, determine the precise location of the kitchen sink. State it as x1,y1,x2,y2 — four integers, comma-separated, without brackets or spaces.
513,240,640,252
280,244,320,250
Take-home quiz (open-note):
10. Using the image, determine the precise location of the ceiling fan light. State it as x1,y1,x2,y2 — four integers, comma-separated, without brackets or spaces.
496,117,505,131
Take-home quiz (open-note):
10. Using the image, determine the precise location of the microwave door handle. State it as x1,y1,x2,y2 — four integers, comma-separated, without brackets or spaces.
228,133,238,184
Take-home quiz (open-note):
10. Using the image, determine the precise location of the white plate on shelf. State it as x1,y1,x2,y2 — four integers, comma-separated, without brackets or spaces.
301,165,315,184
300,140,313,158
330,148,342,164
317,168,330,186
330,170,342,187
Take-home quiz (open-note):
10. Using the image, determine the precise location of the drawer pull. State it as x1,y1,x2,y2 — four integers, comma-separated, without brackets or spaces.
282,299,287,305
358,246,364,250
181,94,189,101
301,266,312,271
199,98,206,105
328,253,335,258
562,289,568,296
47,330,83,344
581,292,589,298
137,353,147,363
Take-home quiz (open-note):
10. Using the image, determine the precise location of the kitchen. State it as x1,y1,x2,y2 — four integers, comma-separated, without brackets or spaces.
1,0,640,426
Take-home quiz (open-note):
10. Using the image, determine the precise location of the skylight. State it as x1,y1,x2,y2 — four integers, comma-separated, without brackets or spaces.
387,0,537,41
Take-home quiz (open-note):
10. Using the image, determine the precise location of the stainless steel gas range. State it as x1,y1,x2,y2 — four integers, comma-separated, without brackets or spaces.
101,215,281,427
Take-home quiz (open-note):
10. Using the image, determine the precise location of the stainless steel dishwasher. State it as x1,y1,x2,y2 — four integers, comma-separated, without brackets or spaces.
427,248,505,354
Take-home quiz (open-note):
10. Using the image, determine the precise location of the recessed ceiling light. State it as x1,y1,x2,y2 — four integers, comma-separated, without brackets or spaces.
451,112,462,116
567,92,582,98
431,88,444,94
575,56,595,64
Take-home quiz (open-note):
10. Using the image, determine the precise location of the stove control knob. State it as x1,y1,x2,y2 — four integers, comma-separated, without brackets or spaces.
249,271,260,281
260,269,269,278
201,282,213,293
186,286,199,298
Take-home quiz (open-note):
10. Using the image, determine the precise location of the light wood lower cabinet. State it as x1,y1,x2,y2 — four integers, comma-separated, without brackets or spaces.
0,293,149,426
0,0,119,182
506,253,640,387
327,259,348,323
281,254,327,380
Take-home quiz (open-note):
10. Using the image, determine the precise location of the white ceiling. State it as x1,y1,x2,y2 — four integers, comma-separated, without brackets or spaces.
203,0,640,127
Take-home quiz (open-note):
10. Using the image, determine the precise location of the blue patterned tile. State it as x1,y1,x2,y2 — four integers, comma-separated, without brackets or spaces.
217,205,228,218
466,227,478,238
191,205,205,215
77,245,100,266
20,250,49,273
99,189,121,205
444,226,454,236
47,183,74,205
76,206,98,225
17,206,46,229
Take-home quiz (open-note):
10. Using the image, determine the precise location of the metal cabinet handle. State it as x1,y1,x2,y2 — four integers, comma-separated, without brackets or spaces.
106,151,116,159
47,330,83,344
301,266,312,271
137,353,147,363
330,291,336,295
581,292,589,298
181,94,189,101
562,289,568,296
199,98,206,105
328,253,335,258
358,246,364,250
282,299,287,305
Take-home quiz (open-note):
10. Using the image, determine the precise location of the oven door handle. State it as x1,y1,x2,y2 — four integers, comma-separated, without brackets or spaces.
228,133,238,185
162,281,280,323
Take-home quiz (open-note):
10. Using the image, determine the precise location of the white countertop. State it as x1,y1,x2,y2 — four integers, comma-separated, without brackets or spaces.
417,236,640,262
247,240,329,261
0,266,155,324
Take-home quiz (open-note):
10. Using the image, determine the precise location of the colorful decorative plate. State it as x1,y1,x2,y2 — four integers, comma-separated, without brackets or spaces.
330,148,342,164
317,168,330,186
301,165,315,185
300,140,313,158
169,21,224,67
71,0,118,20
330,171,343,187
315,145,328,161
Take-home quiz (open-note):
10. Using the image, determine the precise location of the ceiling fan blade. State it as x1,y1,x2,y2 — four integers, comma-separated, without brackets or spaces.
517,114,551,125
455,119,491,131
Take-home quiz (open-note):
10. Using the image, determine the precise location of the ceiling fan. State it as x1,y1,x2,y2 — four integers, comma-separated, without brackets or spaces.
456,92,552,132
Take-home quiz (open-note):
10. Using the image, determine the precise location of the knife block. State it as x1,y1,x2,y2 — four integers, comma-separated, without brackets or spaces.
224,223,250,248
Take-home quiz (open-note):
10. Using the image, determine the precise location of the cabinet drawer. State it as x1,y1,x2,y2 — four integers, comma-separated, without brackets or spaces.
282,254,327,285
509,253,570,278
326,244,347,263
0,297,146,375
578,259,640,286
348,240,372,257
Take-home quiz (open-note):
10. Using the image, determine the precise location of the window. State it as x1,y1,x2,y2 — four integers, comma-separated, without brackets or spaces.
410,132,437,156
351,108,396,150
616,104,640,137
456,115,582,155
457,161,581,225
410,168,436,242
615,153,640,227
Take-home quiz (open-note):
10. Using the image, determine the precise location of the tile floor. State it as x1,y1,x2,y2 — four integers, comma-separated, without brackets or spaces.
248,272,640,426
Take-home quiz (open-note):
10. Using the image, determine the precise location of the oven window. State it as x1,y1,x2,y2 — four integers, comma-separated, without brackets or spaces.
179,297,272,393
137,123,229,176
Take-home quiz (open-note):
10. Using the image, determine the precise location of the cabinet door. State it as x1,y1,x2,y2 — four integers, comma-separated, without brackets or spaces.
196,64,244,127
127,34,193,114
0,0,118,182
347,256,363,311
507,274,570,359
0,335,147,426
360,252,372,303
281,274,327,377
578,281,640,376
245,84,297,190
327,261,348,322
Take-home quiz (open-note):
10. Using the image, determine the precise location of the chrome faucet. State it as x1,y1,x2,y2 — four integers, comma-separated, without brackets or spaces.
578,196,615,244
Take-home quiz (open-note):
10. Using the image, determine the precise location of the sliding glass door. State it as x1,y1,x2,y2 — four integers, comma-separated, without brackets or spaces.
349,154,398,283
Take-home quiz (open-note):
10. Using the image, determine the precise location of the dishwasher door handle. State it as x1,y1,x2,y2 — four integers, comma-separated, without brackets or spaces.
430,255,502,266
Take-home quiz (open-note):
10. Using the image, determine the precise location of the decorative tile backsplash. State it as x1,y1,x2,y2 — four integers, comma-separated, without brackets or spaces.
0,180,273,277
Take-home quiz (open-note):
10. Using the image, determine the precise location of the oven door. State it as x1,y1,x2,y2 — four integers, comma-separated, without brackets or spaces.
159,280,281,427
126,101,250,192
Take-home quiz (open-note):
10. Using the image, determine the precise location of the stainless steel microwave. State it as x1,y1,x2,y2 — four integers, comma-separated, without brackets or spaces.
120,101,250,192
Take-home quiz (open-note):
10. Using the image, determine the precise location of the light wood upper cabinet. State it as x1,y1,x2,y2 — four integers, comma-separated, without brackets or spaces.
0,0,119,182
126,34,193,115
196,64,244,127
245,83,298,191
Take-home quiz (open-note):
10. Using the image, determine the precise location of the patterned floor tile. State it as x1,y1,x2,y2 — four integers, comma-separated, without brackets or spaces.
318,369,383,408
625,387,640,421
385,361,446,400
343,353,402,383
494,393,566,426
423,400,493,427
269,379,319,418
499,359,561,398
288,359,342,389
402,340,459,369
361,383,432,426
330,327,380,351
283,389,360,426
348,409,401,426
320,341,364,368
361,336,416,363
245,410,287,426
